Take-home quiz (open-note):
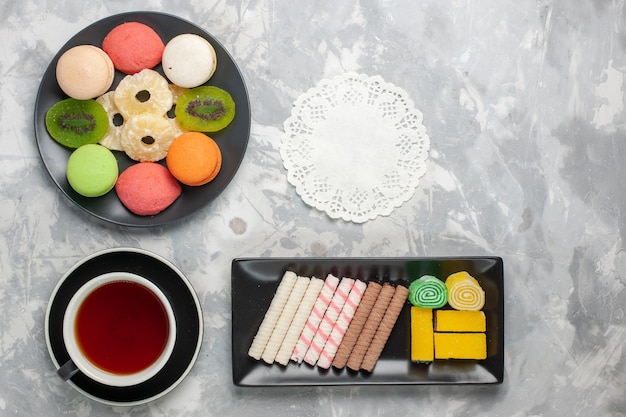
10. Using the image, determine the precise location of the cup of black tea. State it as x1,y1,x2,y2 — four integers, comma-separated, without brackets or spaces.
59,272,176,386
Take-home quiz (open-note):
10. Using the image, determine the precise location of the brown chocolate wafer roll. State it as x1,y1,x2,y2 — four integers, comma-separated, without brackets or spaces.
346,283,395,371
360,284,409,372
331,281,382,369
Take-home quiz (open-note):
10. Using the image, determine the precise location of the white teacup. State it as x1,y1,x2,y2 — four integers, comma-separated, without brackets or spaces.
60,272,176,386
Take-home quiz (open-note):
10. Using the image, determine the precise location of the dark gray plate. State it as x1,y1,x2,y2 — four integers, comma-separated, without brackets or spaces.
45,248,203,405
231,257,504,386
34,12,251,227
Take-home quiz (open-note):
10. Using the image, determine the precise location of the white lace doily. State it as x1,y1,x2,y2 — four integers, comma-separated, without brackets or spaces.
280,73,430,223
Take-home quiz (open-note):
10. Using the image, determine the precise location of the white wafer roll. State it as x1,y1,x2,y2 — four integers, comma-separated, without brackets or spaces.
248,271,297,360
317,279,367,369
261,275,311,364
303,278,355,366
274,277,325,366
291,274,340,363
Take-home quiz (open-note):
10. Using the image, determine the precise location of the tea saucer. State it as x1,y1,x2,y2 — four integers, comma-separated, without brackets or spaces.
44,248,203,406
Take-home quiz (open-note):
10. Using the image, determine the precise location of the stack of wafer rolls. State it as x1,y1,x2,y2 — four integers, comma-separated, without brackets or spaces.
291,274,339,363
331,281,382,368
248,271,298,360
274,276,325,365
248,270,408,373
317,279,367,369
359,284,409,372
303,277,355,366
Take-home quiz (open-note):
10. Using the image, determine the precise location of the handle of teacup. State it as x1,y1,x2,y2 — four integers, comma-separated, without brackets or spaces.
57,359,80,381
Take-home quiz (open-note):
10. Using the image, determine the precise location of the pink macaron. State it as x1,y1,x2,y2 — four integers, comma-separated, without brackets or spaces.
102,22,165,74
115,162,181,216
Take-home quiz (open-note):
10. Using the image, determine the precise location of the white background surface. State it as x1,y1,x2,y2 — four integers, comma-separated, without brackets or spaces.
1,0,625,415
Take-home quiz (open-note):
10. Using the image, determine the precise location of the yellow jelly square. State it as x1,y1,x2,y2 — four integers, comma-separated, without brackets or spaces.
434,332,487,360
435,310,486,332
410,307,434,362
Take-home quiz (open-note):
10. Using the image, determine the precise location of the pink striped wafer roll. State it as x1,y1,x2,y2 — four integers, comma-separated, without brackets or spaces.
291,274,339,363
303,277,355,366
317,279,367,369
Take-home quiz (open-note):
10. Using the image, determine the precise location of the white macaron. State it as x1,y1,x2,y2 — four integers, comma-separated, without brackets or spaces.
162,34,217,88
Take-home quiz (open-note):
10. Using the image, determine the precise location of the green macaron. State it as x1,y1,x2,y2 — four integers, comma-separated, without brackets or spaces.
66,144,118,197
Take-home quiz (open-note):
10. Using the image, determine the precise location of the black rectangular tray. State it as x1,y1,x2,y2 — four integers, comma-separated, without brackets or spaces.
231,257,504,386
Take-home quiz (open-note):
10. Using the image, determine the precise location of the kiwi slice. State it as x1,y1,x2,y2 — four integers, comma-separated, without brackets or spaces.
175,86,235,132
45,98,109,148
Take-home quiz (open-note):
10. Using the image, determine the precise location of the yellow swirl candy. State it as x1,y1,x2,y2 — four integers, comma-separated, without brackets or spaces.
445,271,485,311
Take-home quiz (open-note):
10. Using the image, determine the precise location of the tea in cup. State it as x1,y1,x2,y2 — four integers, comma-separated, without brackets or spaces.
59,272,176,386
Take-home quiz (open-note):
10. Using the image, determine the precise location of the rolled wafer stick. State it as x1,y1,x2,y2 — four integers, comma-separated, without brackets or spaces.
291,274,339,363
261,275,311,364
248,271,298,360
360,284,409,372
346,282,395,371
274,277,324,366
332,281,382,369
317,279,367,369
303,278,355,366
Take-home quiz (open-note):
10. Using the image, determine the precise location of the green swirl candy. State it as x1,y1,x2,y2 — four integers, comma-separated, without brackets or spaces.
408,275,448,308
